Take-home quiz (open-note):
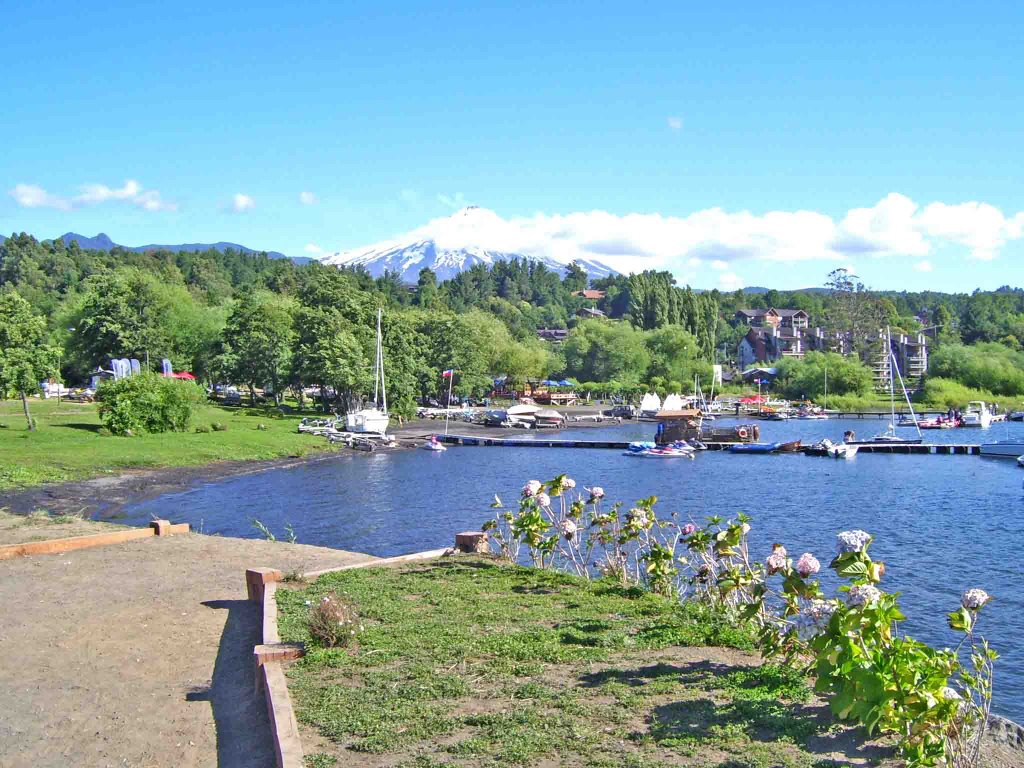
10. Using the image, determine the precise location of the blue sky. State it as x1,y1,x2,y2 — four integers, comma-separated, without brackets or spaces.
2,1,1022,291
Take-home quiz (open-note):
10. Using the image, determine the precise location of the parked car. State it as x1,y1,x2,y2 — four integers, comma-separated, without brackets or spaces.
603,405,636,418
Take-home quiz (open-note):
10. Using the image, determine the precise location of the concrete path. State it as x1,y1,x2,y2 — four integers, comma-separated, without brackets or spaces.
0,532,375,768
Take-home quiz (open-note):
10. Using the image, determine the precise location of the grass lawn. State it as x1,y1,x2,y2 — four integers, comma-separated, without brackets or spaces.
0,397,335,491
278,558,893,768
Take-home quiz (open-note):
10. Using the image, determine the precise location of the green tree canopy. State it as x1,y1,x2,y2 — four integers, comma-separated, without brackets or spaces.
0,291,59,429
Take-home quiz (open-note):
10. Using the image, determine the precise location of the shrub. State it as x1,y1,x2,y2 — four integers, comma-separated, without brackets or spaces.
194,424,212,433
211,422,228,432
307,591,363,648
483,475,997,768
97,373,206,436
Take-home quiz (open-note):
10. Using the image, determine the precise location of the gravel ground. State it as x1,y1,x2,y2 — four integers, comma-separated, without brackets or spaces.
0,532,375,768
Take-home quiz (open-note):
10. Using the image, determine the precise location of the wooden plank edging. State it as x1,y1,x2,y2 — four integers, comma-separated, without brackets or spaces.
0,519,189,561
261,661,304,768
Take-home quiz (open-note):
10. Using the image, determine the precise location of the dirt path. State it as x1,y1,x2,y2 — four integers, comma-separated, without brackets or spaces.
0,532,376,768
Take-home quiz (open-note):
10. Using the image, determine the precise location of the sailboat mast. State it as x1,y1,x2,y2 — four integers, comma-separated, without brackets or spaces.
824,364,828,411
377,308,388,413
890,329,921,437
887,327,896,427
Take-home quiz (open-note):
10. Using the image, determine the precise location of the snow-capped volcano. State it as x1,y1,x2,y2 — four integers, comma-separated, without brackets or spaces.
318,206,618,282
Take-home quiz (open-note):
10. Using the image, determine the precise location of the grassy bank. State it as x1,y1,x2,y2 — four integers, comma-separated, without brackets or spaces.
0,397,334,491
278,558,892,768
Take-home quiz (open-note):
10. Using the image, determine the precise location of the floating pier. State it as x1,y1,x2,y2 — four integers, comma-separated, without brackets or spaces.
435,434,982,455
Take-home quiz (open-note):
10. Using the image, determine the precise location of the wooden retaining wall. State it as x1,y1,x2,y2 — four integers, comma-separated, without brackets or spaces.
0,519,190,561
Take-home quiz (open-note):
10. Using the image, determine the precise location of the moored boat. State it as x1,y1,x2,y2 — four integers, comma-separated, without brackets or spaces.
980,440,1024,459
729,442,783,454
962,401,993,428
779,439,802,452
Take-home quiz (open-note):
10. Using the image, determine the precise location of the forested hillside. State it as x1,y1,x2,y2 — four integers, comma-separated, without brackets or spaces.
2,232,1023,414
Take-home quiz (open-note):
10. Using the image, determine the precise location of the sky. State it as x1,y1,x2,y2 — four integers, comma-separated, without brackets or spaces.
2,1,1022,292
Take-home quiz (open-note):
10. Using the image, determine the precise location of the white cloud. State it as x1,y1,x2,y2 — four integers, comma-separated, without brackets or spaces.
299,191,317,205
914,260,933,273
9,183,71,210
329,194,1024,277
437,192,470,209
667,116,683,131
232,193,255,212
10,179,175,212
304,243,325,255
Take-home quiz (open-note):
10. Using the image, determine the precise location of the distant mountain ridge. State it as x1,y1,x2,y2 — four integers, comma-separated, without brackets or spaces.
319,206,619,282
54,232,303,262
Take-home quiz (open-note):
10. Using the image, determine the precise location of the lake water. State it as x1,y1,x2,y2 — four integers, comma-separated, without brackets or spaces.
121,417,1024,721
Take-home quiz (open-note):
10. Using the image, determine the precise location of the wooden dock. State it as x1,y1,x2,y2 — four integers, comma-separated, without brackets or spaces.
436,435,981,455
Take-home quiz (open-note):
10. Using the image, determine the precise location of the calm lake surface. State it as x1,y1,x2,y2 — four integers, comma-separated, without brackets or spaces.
122,417,1024,720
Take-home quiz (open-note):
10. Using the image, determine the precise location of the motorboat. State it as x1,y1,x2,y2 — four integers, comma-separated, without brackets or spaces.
624,440,694,458
962,401,993,428
778,440,803,452
420,437,447,452
804,439,857,459
1010,411,1024,422
507,403,540,428
763,411,790,421
687,439,708,451
534,408,566,428
796,411,828,420
979,440,1024,459
729,442,783,454
1018,456,1024,468
483,409,511,427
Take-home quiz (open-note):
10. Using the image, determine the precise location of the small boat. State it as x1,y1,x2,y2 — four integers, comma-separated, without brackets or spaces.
729,442,782,454
534,408,566,428
687,439,708,451
796,412,828,420
980,440,1024,459
962,401,993,428
420,437,447,452
624,441,694,458
346,308,391,435
483,409,510,427
916,417,955,430
847,425,922,445
830,443,858,459
778,440,802,452
1018,456,1024,468
1010,411,1024,422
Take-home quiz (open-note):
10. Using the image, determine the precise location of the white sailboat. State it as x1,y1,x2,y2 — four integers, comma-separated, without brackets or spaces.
345,308,390,435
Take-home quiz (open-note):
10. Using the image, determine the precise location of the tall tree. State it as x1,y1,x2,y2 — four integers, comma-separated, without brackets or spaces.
0,292,59,430
216,292,294,404
824,269,883,363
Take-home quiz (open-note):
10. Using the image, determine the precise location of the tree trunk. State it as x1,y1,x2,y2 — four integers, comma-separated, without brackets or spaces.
21,391,34,431
248,384,256,406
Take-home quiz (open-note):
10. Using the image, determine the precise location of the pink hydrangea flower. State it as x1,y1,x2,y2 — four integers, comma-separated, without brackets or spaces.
796,553,820,577
536,492,551,508
680,523,697,536
563,478,576,489
765,545,787,574
588,486,605,499
836,530,872,554
522,480,541,497
559,519,578,539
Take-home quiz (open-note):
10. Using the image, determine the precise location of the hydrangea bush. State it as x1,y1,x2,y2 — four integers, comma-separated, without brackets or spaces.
483,475,996,768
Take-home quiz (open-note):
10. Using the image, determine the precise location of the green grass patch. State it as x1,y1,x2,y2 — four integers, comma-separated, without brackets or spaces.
0,397,336,490
279,558,886,767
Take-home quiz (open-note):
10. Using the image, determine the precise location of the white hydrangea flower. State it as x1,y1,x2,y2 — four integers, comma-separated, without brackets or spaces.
961,588,991,610
536,492,551,508
522,480,542,497
588,486,605,499
845,584,883,607
836,530,872,554
792,600,837,641
559,519,578,540
563,477,576,489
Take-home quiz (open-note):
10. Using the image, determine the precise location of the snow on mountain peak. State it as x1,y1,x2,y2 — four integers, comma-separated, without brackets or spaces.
320,207,619,283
